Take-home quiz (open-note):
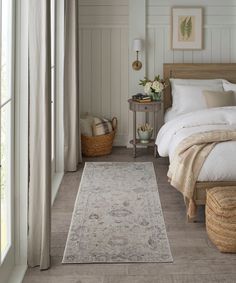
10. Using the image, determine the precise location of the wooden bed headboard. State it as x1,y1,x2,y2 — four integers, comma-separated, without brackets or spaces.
163,63,236,110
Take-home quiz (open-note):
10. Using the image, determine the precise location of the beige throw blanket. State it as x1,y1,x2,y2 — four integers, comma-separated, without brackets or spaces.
167,130,236,218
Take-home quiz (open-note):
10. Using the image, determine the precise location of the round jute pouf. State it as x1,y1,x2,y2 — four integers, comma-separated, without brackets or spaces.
206,186,236,253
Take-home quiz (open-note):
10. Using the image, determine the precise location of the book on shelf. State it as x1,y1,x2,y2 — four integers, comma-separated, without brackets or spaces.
132,93,151,103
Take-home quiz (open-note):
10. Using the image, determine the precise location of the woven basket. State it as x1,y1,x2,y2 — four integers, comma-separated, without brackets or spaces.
81,117,117,157
206,186,236,253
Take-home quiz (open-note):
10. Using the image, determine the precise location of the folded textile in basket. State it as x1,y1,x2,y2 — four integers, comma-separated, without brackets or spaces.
80,114,114,137
80,115,94,136
92,117,113,136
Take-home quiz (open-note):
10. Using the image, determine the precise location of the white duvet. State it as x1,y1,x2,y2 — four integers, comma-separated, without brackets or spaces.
156,107,236,182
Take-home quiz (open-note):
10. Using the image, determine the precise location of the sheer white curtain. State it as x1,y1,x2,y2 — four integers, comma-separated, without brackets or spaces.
28,0,51,270
27,0,81,270
64,0,82,171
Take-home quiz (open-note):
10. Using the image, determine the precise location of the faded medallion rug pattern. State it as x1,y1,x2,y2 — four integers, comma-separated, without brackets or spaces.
62,162,173,263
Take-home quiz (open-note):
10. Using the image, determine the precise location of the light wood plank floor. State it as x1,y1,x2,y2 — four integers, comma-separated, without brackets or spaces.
23,147,236,283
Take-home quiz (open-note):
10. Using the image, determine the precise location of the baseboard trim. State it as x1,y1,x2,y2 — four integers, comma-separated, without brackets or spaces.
52,172,64,206
7,264,27,283
113,134,129,146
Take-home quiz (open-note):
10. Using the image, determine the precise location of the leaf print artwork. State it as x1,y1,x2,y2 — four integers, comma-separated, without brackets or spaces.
178,16,195,42
187,17,192,38
180,17,187,38
172,8,203,49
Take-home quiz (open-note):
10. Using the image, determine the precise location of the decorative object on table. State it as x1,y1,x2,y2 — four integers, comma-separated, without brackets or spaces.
137,123,153,143
132,39,142,71
81,115,117,157
132,93,152,103
139,75,168,101
171,7,203,50
206,186,236,253
63,162,173,263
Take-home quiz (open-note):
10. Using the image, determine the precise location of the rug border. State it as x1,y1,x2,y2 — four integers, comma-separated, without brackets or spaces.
62,162,89,263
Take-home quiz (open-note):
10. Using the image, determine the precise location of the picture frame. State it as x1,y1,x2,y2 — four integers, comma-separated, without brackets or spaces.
171,7,203,50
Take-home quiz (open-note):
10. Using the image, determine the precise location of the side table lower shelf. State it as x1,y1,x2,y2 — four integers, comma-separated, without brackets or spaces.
129,139,157,157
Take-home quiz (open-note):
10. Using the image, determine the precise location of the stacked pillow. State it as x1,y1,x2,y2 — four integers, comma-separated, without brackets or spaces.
203,90,235,108
169,78,236,114
80,114,113,137
222,80,236,99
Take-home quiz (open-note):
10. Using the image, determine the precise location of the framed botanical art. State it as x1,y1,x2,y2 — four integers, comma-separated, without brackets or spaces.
171,7,203,50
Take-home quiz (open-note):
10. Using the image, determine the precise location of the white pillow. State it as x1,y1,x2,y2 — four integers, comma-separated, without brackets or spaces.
174,84,224,114
164,107,179,123
223,80,236,100
170,78,223,111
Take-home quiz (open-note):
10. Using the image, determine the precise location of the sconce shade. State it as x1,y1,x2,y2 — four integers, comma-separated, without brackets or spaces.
133,39,142,52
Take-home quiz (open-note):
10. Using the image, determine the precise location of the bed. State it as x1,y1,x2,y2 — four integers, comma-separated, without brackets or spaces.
156,63,236,220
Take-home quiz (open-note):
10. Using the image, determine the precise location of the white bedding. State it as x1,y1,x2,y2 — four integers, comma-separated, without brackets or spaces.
156,107,236,182
164,108,179,122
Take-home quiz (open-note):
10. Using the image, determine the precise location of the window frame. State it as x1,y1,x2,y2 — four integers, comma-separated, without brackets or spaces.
0,0,15,265
0,0,64,280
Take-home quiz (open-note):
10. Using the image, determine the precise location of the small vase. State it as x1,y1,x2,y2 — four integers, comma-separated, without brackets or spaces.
151,92,161,101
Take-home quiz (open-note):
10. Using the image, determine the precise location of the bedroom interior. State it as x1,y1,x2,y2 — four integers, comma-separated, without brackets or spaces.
1,0,236,283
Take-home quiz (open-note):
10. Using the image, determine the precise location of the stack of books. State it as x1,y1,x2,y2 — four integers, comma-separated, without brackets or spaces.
132,93,151,103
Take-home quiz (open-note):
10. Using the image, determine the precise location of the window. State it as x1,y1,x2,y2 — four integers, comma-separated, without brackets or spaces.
0,0,14,263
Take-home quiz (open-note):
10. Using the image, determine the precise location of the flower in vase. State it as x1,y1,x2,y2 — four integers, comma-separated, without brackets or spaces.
152,80,164,93
139,75,168,101
144,82,152,95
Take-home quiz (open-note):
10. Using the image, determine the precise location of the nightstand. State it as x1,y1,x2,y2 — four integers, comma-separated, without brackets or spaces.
128,99,163,157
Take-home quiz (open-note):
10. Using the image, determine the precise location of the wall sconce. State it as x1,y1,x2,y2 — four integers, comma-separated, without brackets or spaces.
132,39,142,71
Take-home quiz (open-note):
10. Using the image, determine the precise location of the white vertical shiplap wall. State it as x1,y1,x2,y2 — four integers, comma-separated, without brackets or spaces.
79,0,129,145
128,0,146,143
147,0,236,78
79,0,236,146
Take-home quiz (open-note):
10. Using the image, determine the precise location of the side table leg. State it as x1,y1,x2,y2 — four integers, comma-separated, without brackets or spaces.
133,145,136,158
153,111,157,157
133,111,136,157
154,144,157,158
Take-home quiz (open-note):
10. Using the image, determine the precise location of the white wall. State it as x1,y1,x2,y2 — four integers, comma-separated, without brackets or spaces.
147,0,236,78
79,0,129,145
79,0,236,146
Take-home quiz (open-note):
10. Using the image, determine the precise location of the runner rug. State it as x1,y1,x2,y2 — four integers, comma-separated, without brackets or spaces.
63,162,173,263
